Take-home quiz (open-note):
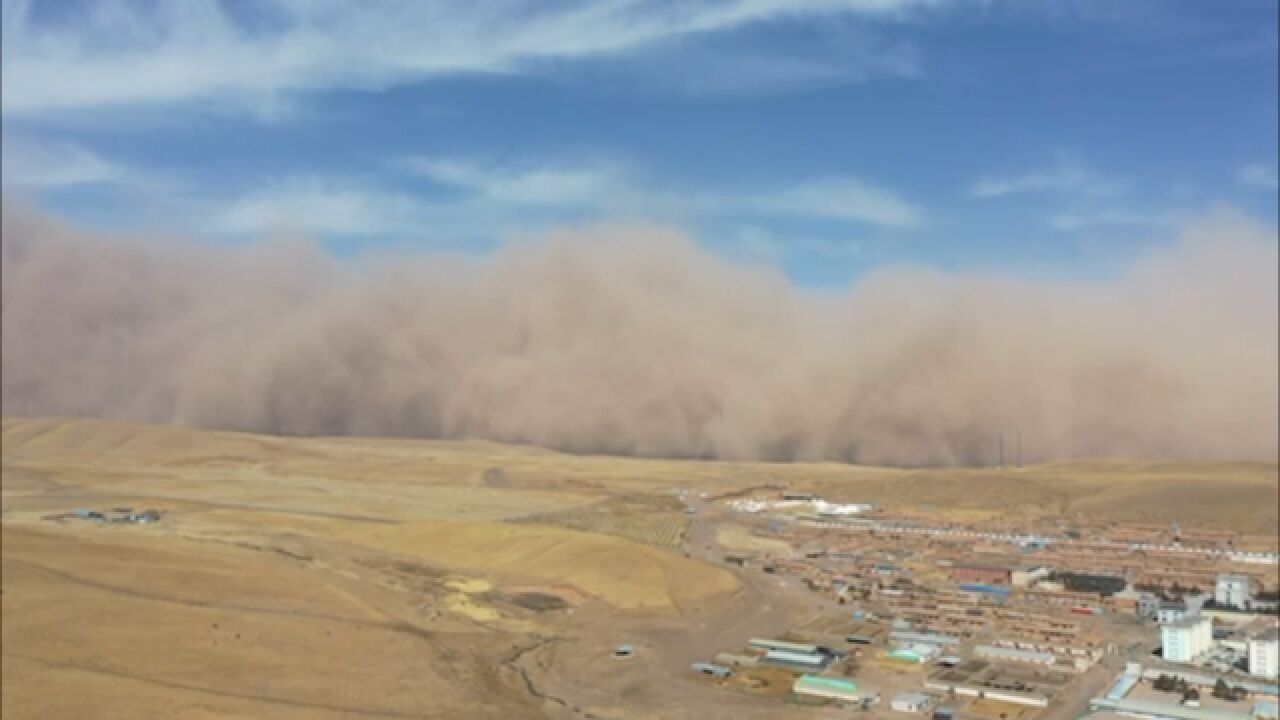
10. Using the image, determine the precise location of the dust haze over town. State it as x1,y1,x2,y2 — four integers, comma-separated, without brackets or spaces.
3,206,1276,465
1,2,1278,720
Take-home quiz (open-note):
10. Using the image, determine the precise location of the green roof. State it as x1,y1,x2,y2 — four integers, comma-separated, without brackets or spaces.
796,675,858,692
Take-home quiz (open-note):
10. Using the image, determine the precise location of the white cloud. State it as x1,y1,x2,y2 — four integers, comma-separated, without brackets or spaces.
401,158,924,228
971,157,1126,199
1,134,123,189
1,0,931,117
403,157,617,206
1236,163,1278,190
761,176,926,227
214,178,425,237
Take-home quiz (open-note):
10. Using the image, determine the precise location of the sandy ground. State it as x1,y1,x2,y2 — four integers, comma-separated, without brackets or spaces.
6,416,1274,531
2,416,1276,719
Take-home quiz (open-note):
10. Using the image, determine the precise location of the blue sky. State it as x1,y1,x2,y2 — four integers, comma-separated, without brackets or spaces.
2,0,1276,286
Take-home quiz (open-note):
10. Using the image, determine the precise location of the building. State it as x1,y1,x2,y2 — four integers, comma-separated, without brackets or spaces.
974,644,1055,666
891,693,934,713
1089,696,1252,720
892,643,941,662
763,649,833,671
1253,593,1280,614
793,675,876,705
1248,628,1279,679
1012,565,1051,587
1217,574,1254,610
1160,600,1191,624
889,631,961,647
951,561,1013,586
1135,666,1280,697
691,662,732,678
1162,616,1213,664
1111,588,1141,613
748,638,820,654
1139,593,1162,619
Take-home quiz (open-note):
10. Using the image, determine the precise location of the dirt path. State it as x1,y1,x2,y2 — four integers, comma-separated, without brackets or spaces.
507,504,840,719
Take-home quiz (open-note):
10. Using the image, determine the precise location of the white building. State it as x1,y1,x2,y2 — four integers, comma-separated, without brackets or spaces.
1248,628,1279,679
891,693,933,713
1159,601,1190,624
1215,574,1253,609
1012,565,1052,588
1162,616,1212,664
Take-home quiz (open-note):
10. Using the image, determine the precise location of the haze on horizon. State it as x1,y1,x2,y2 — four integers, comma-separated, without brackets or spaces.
3,204,1276,466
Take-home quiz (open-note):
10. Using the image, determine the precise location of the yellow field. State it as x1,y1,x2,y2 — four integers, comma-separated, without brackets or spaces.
6,417,1275,532
2,416,1275,719
517,505,692,549
715,523,794,556
280,516,736,612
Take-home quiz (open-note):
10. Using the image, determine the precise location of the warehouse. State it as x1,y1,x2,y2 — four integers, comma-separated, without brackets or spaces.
763,648,833,671
793,675,876,705
748,638,819,654
974,644,1056,666
890,631,962,647
951,560,1013,586
1088,696,1251,720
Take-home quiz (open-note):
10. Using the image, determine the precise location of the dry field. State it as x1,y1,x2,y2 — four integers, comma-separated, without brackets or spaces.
715,523,795,557
1,416,1276,719
5,416,1275,531
514,494,692,549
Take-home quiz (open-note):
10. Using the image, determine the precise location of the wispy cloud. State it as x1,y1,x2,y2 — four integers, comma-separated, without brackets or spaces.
0,134,123,189
1236,162,1279,190
760,176,926,227
214,178,426,237
970,156,1126,199
403,158,926,229
1,0,932,117
403,157,619,207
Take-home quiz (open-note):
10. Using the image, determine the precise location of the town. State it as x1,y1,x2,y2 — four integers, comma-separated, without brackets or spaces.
684,490,1280,720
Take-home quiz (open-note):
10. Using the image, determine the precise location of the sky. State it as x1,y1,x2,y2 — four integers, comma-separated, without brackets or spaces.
2,0,1277,286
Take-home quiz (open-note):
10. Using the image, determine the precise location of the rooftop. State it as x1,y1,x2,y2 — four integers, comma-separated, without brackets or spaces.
1091,696,1250,720
1166,616,1209,630
796,675,858,692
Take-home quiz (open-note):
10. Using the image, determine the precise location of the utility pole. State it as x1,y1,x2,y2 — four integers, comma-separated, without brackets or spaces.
1016,430,1022,469
998,432,1005,469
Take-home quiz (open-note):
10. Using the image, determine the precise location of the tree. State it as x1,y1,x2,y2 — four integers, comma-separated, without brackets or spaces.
1214,679,1231,699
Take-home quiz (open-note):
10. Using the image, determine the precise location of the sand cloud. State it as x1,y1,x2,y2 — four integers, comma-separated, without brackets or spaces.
2,202,1275,465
